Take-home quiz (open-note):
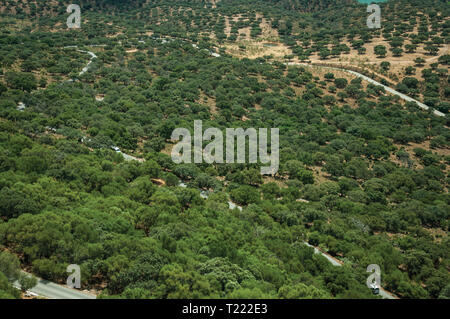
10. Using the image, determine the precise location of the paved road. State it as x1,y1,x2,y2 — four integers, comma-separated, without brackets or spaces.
64,46,97,76
303,241,342,266
63,38,409,300
64,38,445,119
118,150,144,162
303,242,397,299
347,69,445,117
287,62,445,117
378,287,397,300
162,38,444,117
77,50,97,76
13,273,96,299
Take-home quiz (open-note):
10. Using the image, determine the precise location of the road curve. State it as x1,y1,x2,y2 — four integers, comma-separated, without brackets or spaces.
303,242,397,299
287,62,445,117
63,46,98,76
60,38,411,300
13,272,96,299
63,38,445,119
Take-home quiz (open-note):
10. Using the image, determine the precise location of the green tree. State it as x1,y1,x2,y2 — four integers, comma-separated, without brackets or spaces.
18,273,38,292
5,72,37,92
374,45,387,58
230,185,260,205
278,283,330,299
0,251,20,280
380,61,390,71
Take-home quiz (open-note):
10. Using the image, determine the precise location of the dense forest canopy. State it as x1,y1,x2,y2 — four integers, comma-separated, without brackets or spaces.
0,0,448,299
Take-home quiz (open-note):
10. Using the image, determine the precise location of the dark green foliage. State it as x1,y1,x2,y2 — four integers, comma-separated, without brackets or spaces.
0,0,447,300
